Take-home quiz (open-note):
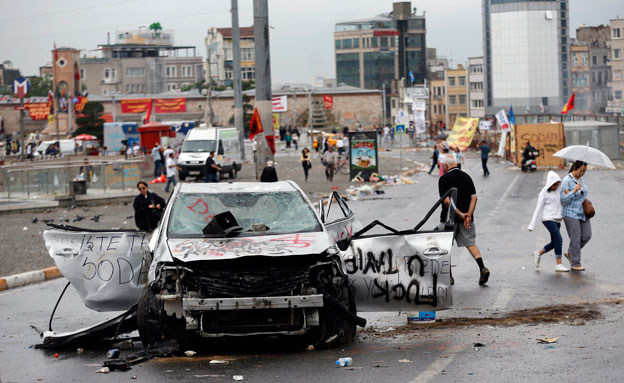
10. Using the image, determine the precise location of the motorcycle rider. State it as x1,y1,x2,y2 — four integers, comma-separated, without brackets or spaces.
522,141,538,171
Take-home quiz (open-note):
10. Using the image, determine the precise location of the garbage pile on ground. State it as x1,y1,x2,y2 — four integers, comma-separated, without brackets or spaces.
346,173,416,200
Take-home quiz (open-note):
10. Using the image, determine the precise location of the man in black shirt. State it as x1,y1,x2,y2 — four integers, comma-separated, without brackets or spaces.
438,155,490,285
205,151,221,183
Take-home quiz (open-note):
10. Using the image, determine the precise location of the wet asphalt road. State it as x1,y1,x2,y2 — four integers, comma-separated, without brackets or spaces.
2,148,624,382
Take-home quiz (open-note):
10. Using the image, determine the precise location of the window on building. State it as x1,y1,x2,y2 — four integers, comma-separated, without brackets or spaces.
442,104,445,114
598,71,602,84
125,67,145,77
458,76,466,86
448,77,456,86
572,53,578,66
604,55,608,65
242,66,255,80
79,68,85,80
459,95,466,105
380,37,388,48
605,71,609,82
582,52,588,66
391,99,396,108
615,49,621,59
472,99,484,108
335,40,341,49
166,83,177,91
181,66,193,77
592,56,597,65
241,48,254,60
342,39,352,49
104,68,116,81
390,36,395,47
405,36,423,47
614,28,621,38
449,95,456,105
336,53,360,87
572,72,589,87
470,82,483,91
592,71,596,83
353,38,359,48
166,66,177,78
371,37,378,48
562,36,567,45
615,91,622,100
470,64,483,73
433,104,437,114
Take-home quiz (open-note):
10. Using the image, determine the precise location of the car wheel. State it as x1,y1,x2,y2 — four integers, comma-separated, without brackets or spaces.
229,165,237,179
179,173,187,181
137,290,164,347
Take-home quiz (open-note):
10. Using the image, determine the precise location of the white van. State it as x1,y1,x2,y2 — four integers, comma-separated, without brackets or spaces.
34,139,76,157
177,126,242,181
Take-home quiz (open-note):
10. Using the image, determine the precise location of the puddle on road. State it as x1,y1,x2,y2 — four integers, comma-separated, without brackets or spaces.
363,299,624,337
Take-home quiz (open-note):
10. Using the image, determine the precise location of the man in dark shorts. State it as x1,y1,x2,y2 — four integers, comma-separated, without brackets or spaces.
438,155,490,285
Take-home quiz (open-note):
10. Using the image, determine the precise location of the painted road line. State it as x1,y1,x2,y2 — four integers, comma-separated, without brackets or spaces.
408,347,464,383
492,288,515,311
485,172,521,224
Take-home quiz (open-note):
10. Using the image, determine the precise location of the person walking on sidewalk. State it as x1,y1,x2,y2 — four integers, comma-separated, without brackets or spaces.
479,140,490,176
438,155,490,285
301,147,312,182
437,145,449,176
428,145,439,175
528,171,568,272
561,161,591,271
323,145,338,182
164,153,181,193
151,144,162,178
453,146,464,170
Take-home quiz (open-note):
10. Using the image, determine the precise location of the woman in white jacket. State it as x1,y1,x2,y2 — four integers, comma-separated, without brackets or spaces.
528,171,569,272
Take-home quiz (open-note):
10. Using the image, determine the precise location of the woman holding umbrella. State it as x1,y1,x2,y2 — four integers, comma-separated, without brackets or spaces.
560,161,590,271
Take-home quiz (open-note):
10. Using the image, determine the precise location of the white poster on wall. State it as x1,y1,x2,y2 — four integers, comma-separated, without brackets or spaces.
271,95,288,112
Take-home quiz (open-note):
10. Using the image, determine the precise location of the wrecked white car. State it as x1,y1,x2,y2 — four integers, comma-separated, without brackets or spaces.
41,181,457,348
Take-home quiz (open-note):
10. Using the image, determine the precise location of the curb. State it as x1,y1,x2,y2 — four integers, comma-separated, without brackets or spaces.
0,266,62,291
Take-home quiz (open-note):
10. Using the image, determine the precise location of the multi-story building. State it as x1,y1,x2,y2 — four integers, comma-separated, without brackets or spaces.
608,19,624,109
468,57,485,118
445,65,469,128
80,28,203,96
429,78,446,128
482,0,569,114
570,27,610,114
334,3,426,90
426,47,448,80
205,27,255,86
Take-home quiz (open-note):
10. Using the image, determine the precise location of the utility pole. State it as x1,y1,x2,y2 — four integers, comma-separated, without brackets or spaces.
382,83,386,127
231,0,245,160
253,0,273,176
52,47,60,142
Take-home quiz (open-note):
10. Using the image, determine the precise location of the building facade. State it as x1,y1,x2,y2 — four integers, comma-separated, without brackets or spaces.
80,29,203,96
429,78,446,127
468,56,485,118
445,65,469,128
205,27,255,86
571,25,610,114
334,7,426,91
608,19,624,111
482,0,569,114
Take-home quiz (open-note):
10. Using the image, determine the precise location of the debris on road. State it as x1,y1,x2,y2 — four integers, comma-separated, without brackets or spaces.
103,359,131,371
398,359,412,363
537,337,560,344
336,357,353,367
95,367,110,373
233,375,244,381
113,339,134,350
107,349,120,358
305,345,315,351
76,348,84,354
184,350,197,357
209,360,230,365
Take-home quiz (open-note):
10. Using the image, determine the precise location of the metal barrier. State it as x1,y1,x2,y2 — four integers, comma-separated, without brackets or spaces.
2,159,148,200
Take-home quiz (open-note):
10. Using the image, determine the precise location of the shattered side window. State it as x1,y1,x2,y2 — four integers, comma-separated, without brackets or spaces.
168,191,323,237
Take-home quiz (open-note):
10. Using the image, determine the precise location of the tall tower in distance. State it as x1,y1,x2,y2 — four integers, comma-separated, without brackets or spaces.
482,0,569,114
42,47,81,138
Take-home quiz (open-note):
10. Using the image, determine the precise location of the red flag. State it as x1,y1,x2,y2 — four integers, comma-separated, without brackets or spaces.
143,99,153,124
248,107,263,140
561,93,575,114
265,135,276,154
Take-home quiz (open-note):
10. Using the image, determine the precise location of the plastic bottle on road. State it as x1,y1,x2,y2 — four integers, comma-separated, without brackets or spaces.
336,357,353,367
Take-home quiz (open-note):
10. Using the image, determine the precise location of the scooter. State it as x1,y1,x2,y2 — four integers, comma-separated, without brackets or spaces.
521,150,539,172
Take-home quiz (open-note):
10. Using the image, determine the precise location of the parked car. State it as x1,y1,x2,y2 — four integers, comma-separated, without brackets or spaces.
41,182,457,348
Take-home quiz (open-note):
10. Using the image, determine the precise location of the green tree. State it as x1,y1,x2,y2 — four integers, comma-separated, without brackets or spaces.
75,101,105,140
28,76,53,97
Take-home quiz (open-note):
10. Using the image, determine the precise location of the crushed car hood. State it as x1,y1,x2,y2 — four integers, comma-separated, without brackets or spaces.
166,232,332,261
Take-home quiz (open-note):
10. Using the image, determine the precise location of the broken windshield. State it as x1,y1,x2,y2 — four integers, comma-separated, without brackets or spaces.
167,191,323,237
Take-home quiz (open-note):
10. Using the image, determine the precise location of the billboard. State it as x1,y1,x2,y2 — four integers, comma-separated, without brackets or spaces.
349,131,378,182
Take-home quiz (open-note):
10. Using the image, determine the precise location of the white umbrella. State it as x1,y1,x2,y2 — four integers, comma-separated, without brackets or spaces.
553,143,615,169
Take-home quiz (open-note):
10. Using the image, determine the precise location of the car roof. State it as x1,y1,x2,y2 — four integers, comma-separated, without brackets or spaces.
178,181,303,194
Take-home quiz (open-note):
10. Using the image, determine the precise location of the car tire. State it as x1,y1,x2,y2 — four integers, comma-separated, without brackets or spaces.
137,289,164,347
179,173,187,181
229,165,237,179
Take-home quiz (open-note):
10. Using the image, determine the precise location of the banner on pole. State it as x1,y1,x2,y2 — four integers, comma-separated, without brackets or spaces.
323,95,333,109
74,97,88,113
412,100,426,134
495,109,510,132
24,101,53,120
446,117,479,151
271,95,288,112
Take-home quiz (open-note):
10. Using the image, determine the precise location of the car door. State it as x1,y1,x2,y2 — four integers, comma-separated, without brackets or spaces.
43,224,151,312
339,188,458,312
319,191,361,245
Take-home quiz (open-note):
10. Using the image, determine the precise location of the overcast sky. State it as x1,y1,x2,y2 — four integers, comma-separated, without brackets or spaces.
1,0,621,85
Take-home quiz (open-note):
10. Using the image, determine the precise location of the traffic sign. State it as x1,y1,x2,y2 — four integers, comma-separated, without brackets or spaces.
395,124,406,135
12,77,31,99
